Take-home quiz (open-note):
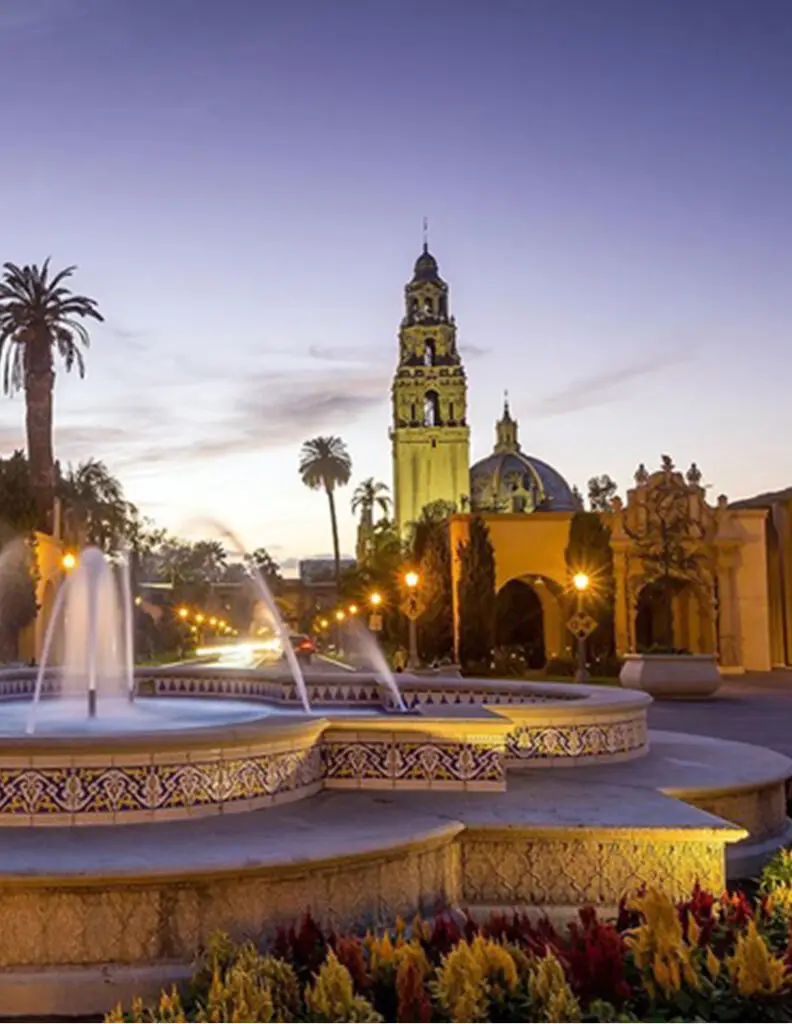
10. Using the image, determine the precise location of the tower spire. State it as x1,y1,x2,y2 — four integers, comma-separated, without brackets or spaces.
503,389,510,417
422,216,429,253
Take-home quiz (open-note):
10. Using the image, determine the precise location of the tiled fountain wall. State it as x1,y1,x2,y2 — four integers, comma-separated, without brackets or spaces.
0,669,650,823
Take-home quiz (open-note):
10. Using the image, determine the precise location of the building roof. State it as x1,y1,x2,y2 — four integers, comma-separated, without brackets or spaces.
470,449,579,512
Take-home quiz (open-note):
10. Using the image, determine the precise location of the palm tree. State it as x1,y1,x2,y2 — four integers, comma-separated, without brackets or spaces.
351,478,391,565
58,459,137,554
351,478,391,525
299,436,352,585
0,260,103,532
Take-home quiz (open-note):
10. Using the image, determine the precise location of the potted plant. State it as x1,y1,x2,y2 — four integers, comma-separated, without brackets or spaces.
619,457,721,698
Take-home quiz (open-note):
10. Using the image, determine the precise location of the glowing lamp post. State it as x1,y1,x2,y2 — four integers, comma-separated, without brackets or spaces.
178,607,189,620
403,571,421,670
61,552,77,572
335,609,346,653
572,573,591,683
368,591,383,634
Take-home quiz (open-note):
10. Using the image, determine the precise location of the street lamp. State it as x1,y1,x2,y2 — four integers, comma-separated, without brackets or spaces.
369,591,382,607
319,618,329,629
178,607,189,619
404,570,420,670
572,572,590,683
348,604,358,615
61,552,77,572
335,610,345,622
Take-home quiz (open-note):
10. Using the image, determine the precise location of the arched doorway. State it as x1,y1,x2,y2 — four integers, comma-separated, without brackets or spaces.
635,578,714,653
495,579,545,668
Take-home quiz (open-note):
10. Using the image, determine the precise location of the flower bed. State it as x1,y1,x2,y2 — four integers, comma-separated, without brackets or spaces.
107,851,792,1022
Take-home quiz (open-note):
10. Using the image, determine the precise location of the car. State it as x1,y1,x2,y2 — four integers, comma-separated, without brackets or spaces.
289,633,315,664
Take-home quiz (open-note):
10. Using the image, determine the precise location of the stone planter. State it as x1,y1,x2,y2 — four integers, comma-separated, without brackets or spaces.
620,653,721,699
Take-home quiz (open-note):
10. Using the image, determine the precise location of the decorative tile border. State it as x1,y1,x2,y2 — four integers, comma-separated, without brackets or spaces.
398,688,578,710
506,716,648,762
0,745,324,818
322,740,504,788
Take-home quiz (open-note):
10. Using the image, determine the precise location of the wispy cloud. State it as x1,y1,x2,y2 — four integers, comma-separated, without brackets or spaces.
308,344,376,363
524,350,692,418
115,367,389,468
459,343,491,360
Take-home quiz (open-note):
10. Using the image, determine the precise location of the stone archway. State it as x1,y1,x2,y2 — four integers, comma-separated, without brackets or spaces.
495,579,545,667
495,574,566,666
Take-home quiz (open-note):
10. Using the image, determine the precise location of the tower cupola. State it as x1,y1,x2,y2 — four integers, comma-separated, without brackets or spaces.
494,393,520,454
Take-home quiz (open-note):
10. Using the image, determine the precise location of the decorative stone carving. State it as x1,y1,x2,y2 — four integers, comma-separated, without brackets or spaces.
460,834,725,907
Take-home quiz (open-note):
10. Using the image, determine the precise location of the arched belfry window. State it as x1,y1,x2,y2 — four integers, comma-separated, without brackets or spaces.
424,390,441,427
424,338,436,366
439,295,447,318
409,297,418,319
425,296,433,315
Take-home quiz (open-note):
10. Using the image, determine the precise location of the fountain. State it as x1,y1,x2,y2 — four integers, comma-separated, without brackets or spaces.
0,540,789,1017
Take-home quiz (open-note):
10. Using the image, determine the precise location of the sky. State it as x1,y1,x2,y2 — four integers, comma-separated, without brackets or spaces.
0,0,790,570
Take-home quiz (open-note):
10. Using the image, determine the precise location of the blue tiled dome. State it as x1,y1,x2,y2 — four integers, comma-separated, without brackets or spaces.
470,450,578,514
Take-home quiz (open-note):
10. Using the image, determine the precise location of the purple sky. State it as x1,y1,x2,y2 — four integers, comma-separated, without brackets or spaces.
0,0,790,568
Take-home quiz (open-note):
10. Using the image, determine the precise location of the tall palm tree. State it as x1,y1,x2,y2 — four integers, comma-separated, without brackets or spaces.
351,478,391,525
299,436,352,585
351,477,391,566
0,260,103,532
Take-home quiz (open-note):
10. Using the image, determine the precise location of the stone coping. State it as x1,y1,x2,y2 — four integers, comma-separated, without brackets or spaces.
621,653,718,662
0,763,746,886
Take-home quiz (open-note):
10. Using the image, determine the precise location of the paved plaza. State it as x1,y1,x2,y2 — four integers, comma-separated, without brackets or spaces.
648,672,792,760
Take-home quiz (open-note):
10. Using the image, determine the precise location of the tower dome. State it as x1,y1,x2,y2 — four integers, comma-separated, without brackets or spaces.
470,399,578,514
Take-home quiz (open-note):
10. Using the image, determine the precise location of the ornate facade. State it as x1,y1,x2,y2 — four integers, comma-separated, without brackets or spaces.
391,245,470,533
609,460,771,671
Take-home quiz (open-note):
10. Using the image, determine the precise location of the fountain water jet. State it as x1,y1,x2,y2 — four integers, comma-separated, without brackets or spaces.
27,546,131,733
346,619,407,711
200,520,312,714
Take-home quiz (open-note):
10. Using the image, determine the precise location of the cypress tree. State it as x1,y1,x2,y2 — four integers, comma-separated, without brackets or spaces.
457,516,496,670
418,520,454,663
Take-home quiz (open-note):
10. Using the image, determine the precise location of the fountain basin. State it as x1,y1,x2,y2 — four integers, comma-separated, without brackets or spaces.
0,669,651,824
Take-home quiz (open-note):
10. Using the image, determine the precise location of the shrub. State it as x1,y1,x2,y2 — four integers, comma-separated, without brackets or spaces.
108,884,792,1024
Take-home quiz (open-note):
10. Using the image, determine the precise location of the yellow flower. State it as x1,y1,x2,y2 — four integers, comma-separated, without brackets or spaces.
625,889,699,998
706,948,721,979
726,920,787,998
434,941,487,1023
305,950,382,1023
368,930,395,971
528,951,581,1023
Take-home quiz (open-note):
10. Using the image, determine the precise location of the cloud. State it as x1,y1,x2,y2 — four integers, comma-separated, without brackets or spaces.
459,343,490,360
116,367,389,468
308,344,373,363
524,350,692,418
108,325,149,350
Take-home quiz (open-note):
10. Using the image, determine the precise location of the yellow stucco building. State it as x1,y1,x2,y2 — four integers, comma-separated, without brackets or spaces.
392,243,786,675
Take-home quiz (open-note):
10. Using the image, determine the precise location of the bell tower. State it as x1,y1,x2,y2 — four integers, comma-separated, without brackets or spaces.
391,238,470,534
